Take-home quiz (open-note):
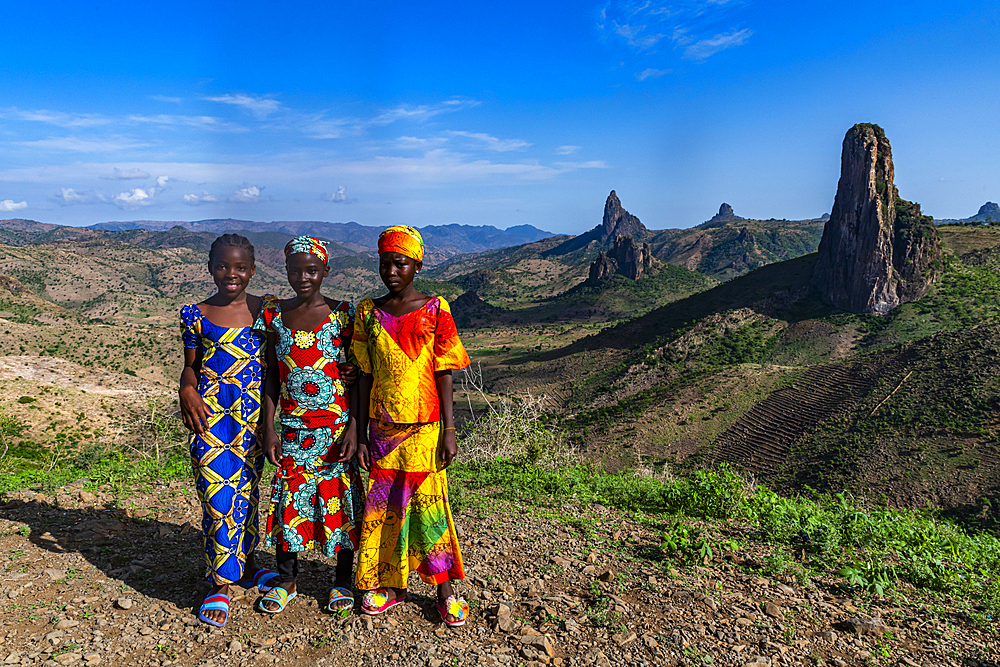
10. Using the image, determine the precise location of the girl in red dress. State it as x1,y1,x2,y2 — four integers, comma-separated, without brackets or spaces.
256,236,363,615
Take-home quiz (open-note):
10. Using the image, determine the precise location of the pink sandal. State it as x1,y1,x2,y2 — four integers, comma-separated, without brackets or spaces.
437,595,469,627
361,588,406,615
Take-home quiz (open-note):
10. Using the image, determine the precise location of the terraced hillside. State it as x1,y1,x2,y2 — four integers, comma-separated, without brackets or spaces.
711,363,882,474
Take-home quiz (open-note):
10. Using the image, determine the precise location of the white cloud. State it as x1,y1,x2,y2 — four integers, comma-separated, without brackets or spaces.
0,107,111,128
553,160,610,169
18,136,151,152
300,114,350,140
156,175,170,187
56,188,91,205
325,186,356,204
228,186,261,203
446,131,531,152
395,136,449,150
183,192,218,205
603,1,752,62
555,145,580,155
203,94,283,118
370,99,479,126
345,148,565,182
126,114,249,133
683,28,752,60
150,95,183,104
636,68,670,80
113,187,154,209
614,23,666,49
102,167,150,180
0,199,27,212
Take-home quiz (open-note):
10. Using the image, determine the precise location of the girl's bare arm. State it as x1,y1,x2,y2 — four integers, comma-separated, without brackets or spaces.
435,370,457,468
179,347,209,434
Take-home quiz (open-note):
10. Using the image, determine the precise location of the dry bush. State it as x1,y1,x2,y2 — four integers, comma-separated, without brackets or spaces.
106,390,187,464
458,364,577,470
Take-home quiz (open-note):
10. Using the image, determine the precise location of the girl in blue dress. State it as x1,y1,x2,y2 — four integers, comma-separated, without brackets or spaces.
179,233,280,627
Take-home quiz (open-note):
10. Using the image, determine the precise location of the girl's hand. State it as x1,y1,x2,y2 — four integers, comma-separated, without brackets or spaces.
179,386,210,434
337,362,358,385
355,441,370,471
439,427,457,468
338,428,357,463
264,428,282,466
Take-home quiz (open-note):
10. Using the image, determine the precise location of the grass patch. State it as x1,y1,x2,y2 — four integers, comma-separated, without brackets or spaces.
450,460,1000,622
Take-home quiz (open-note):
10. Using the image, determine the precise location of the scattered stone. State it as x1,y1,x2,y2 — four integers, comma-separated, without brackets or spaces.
836,617,898,637
611,631,636,646
54,620,79,630
519,634,555,658
43,569,65,581
116,598,133,610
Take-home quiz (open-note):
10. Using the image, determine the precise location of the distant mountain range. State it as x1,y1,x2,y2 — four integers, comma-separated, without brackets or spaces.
87,218,554,258
937,202,1000,225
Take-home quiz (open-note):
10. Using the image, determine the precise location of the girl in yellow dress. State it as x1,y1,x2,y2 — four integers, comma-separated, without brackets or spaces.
352,225,471,627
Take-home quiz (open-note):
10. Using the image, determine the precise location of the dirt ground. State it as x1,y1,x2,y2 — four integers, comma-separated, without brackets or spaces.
0,481,996,667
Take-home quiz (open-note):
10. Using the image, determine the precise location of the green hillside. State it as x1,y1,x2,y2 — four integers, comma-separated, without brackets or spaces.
476,226,1000,519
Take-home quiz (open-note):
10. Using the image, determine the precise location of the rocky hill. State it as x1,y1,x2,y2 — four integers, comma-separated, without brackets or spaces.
434,193,827,314
813,123,941,314
0,224,384,323
89,218,554,258
937,202,1000,226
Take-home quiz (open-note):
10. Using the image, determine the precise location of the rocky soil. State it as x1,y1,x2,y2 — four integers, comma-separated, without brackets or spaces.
0,481,996,667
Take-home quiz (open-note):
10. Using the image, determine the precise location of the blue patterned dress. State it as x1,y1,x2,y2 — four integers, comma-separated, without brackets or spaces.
180,299,271,585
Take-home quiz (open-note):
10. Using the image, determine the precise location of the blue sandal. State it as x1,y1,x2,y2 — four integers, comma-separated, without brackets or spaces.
242,568,279,593
326,586,354,613
257,587,296,614
198,592,230,627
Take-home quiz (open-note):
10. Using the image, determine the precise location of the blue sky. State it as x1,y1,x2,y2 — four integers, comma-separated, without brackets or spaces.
1,1,997,234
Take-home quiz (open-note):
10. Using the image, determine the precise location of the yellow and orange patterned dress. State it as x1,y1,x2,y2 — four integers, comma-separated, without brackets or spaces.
351,296,471,589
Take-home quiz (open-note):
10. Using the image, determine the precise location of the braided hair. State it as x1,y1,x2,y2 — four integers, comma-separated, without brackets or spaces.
208,233,255,266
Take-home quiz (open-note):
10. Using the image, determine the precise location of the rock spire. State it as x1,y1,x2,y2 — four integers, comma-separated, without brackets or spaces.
813,123,941,315
600,191,646,243
587,234,654,284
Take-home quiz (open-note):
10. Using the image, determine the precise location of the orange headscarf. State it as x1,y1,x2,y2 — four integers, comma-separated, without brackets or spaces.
377,225,424,262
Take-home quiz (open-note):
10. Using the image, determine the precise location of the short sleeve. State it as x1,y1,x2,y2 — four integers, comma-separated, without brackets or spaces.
351,300,372,374
432,297,470,371
179,305,201,349
252,294,280,333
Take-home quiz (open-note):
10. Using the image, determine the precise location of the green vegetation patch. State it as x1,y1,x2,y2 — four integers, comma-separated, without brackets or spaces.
450,460,1000,620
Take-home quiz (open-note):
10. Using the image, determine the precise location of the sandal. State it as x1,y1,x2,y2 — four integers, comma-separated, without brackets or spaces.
437,595,469,628
197,592,230,627
241,568,280,593
257,587,297,614
326,586,354,614
361,588,406,615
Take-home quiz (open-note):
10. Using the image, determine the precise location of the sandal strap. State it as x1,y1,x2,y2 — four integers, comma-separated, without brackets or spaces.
443,595,469,621
253,569,279,588
262,587,289,607
200,593,230,612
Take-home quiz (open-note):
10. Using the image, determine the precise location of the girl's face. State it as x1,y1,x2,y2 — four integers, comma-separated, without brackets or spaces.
286,252,329,298
379,252,421,294
208,245,255,298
